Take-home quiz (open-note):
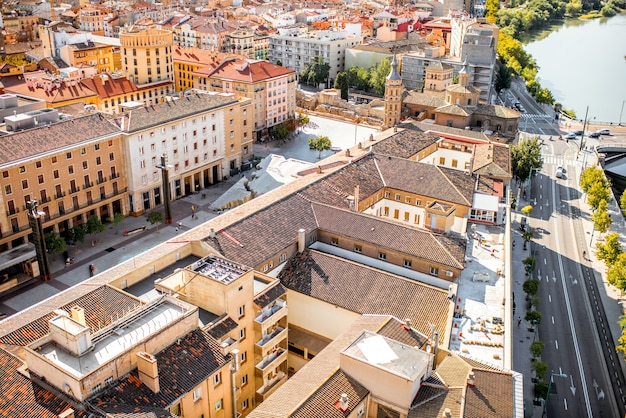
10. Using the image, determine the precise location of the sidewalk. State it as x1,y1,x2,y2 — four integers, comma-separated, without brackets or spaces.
0,175,242,315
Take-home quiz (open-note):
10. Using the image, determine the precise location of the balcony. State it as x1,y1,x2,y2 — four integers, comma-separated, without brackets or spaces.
69,187,80,194
8,207,19,215
254,299,287,329
97,177,107,185
255,347,287,372
109,173,120,180
40,196,51,204
84,181,94,189
55,192,66,199
256,371,287,400
256,327,287,356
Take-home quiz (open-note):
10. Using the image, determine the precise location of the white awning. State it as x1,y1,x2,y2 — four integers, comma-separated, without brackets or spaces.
473,194,499,212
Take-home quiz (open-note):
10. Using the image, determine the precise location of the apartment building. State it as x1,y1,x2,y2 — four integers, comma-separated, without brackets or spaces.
120,27,174,87
59,41,116,74
225,29,270,60
155,254,289,414
172,18,236,51
268,26,363,82
0,284,234,417
78,7,107,35
0,113,126,282
172,46,220,92
194,58,296,139
115,92,252,215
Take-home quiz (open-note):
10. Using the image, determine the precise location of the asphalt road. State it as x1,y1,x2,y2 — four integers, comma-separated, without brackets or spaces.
528,139,625,417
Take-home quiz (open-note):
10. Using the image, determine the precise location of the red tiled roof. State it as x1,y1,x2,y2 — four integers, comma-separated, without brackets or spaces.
80,74,140,99
205,58,295,83
5,80,97,104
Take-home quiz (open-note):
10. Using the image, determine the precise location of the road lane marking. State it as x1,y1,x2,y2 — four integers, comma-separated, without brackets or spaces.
555,340,559,349
549,294,552,302
564,399,568,410
544,258,547,265
552,316,555,324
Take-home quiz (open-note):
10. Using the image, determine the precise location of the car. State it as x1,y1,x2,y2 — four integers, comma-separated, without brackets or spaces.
598,128,610,135
563,133,576,140
573,130,584,136
556,167,564,178
589,131,601,138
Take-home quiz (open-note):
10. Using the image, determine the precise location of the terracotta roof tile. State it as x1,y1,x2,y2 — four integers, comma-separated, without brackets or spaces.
464,369,514,418
80,74,140,99
91,329,229,409
0,349,90,418
377,317,429,348
278,250,451,344
311,203,466,269
254,282,286,308
205,58,295,83
0,285,142,346
369,128,438,159
291,370,369,418
204,315,238,339
5,80,97,104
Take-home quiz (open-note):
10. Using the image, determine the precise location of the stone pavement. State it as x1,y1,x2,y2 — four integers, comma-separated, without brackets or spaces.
0,175,242,316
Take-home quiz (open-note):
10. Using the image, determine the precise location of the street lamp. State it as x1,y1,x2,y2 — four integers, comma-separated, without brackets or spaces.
543,372,568,417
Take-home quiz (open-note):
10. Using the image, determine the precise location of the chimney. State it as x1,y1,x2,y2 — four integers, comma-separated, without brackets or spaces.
354,185,360,210
404,318,412,328
433,331,439,370
338,393,349,412
297,228,306,253
357,142,362,149
136,352,160,393
443,408,452,418
70,306,86,325
345,149,351,157
370,133,374,141
209,228,216,238
58,409,75,418
316,165,322,174
467,371,475,387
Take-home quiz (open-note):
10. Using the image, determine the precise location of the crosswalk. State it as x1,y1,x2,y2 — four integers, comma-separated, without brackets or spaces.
543,155,565,166
520,113,552,119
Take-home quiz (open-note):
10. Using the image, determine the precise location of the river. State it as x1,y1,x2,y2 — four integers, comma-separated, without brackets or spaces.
524,14,626,124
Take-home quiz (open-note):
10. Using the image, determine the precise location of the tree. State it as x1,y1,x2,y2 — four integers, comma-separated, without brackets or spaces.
66,225,86,245
596,232,622,266
535,87,554,105
297,111,310,132
592,199,612,233
607,253,626,291
301,56,330,87
270,123,290,142
531,360,548,380
147,211,165,232
523,256,536,275
580,166,608,193
534,381,550,400
308,135,332,159
334,72,350,100
530,340,545,358
347,66,370,91
485,0,500,22
511,137,543,183
522,230,534,250
108,212,126,234
45,232,66,259
620,192,626,216
523,278,540,296
525,309,542,325
521,205,534,216
85,216,106,237
368,58,391,96
494,64,512,94
275,60,282,67
587,182,610,211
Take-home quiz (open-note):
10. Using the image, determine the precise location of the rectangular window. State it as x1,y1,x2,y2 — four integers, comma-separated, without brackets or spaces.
395,194,400,201
80,147,86,155
193,387,202,401
430,267,439,276
240,351,247,363
82,161,88,170
66,152,72,159
213,372,221,386
439,157,445,165
384,206,389,216
238,305,245,318
378,252,386,261
242,399,249,410
38,174,44,184
404,259,412,268
354,244,362,253
405,197,411,204
239,328,246,340
241,374,248,386
4,185,11,194
394,209,399,219
94,144,100,151
2,171,7,178
19,165,25,173
22,180,28,189
452,159,458,168
215,399,223,411
109,153,114,161
384,191,390,198
36,161,42,168
331,237,338,246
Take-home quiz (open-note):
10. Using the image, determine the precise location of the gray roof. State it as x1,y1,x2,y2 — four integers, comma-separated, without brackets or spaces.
118,94,238,133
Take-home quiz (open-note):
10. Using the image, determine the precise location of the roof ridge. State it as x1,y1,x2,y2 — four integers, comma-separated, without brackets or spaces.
436,165,472,206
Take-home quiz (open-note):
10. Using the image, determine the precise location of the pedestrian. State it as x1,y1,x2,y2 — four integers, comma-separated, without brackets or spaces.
518,317,521,326
89,264,96,277
191,205,195,219
175,226,179,234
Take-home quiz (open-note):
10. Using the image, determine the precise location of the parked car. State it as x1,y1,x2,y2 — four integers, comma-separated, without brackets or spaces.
563,133,576,140
573,130,584,136
598,128,610,135
589,132,601,138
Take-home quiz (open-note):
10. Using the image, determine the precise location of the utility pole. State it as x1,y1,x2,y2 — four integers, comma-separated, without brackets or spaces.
580,105,589,150
619,100,624,126
26,200,51,281
156,154,173,224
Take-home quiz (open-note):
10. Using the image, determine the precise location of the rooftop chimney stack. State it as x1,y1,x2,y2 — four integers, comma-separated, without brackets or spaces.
467,371,475,387
70,306,86,326
136,352,160,393
209,228,216,238
443,408,452,418
339,393,349,412
297,228,306,253
405,318,412,328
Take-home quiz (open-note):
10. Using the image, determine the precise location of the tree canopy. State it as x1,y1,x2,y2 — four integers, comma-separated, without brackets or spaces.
511,136,543,183
334,72,350,100
301,56,330,86
308,135,332,159
596,232,623,266
368,58,391,96
592,199,612,233
494,64,512,94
